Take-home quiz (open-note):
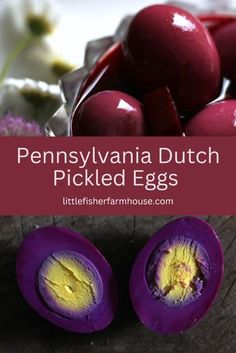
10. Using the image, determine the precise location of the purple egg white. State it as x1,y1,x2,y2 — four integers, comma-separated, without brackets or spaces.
16,226,118,333
129,217,224,334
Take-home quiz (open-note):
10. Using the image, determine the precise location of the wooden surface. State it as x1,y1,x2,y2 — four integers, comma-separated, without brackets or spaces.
0,216,235,353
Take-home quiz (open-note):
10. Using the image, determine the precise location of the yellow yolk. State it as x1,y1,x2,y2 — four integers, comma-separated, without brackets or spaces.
43,256,96,312
158,244,199,303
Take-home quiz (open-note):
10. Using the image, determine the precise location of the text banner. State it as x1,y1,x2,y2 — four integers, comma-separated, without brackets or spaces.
0,137,235,215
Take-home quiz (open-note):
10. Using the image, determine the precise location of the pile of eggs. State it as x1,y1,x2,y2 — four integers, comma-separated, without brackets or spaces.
71,5,236,136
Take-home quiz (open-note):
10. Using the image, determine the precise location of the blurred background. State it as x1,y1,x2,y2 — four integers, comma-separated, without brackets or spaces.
0,0,233,78
0,0,234,135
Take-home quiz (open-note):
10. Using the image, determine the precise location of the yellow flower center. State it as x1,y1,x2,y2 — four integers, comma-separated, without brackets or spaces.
26,14,54,36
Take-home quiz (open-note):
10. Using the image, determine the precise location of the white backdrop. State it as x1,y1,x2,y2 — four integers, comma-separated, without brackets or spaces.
0,0,234,78
52,0,230,66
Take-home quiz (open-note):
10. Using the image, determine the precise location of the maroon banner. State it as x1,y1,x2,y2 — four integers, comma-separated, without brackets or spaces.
0,137,235,215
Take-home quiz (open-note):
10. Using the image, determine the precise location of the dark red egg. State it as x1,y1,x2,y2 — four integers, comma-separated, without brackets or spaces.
122,5,221,115
72,90,145,136
213,21,236,80
185,100,236,136
16,226,118,333
129,217,223,334
198,14,236,34
143,87,183,136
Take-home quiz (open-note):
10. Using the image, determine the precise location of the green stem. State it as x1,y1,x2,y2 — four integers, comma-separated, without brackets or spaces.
0,34,34,87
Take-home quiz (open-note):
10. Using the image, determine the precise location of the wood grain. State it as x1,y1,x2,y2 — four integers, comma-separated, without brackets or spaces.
0,216,235,353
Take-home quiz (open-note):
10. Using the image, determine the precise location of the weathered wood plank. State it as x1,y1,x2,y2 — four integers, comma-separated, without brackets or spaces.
0,216,235,353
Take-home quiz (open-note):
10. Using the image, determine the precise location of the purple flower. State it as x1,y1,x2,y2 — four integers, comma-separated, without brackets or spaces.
0,115,44,136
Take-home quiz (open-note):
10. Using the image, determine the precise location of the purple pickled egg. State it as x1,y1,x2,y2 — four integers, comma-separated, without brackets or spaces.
185,100,236,136
73,90,145,136
16,226,118,333
129,217,223,334
123,5,221,115
213,21,236,80
143,87,182,136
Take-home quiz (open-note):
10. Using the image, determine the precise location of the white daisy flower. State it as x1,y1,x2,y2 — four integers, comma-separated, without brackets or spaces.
10,0,59,38
29,45,76,82
0,77,61,125
0,0,62,85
